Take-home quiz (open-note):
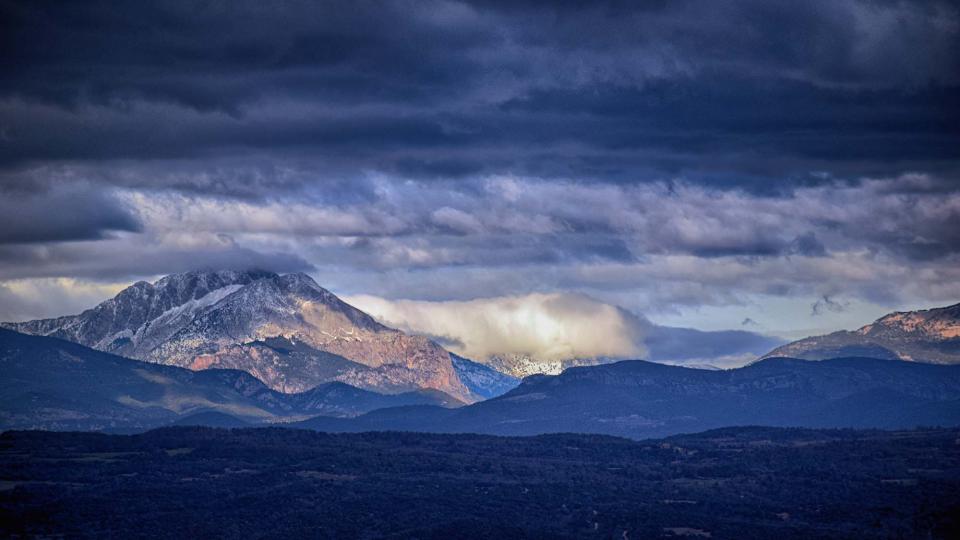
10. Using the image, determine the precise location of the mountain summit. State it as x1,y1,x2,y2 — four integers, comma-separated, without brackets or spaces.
763,302,960,364
3,270,503,402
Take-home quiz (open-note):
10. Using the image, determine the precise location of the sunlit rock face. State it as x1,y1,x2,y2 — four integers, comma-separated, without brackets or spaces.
3,270,475,402
764,303,960,364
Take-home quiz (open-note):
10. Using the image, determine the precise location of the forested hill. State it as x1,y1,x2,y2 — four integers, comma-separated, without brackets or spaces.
1,426,958,538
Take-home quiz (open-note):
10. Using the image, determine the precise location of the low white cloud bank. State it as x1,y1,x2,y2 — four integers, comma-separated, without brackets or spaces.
345,292,649,362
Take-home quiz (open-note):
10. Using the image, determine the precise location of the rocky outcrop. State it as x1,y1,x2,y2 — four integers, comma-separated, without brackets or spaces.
763,302,960,364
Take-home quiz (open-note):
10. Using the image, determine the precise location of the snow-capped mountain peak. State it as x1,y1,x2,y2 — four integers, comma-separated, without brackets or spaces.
2,269,486,402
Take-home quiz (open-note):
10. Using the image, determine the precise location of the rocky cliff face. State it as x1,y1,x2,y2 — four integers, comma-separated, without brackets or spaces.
763,302,960,364
3,270,475,402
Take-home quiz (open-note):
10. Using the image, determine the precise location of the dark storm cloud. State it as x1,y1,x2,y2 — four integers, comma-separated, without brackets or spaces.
0,185,141,244
1,0,960,325
0,0,957,186
0,239,313,281
0,0,490,113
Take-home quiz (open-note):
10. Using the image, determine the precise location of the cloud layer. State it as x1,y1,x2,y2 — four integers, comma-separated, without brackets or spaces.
346,292,786,367
1,1,958,334
346,292,648,362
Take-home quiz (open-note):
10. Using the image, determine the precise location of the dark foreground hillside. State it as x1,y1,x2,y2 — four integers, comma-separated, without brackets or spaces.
2,427,959,539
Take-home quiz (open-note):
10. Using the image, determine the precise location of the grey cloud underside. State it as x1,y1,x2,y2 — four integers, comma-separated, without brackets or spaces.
0,241,313,282
0,187,141,244
0,0,957,184
1,0,960,317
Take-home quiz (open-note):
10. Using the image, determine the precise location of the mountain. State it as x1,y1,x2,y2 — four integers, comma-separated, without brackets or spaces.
296,356,960,439
449,354,519,399
0,328,460,431
6,325,958,437
764,302,960,363
2,270,515,402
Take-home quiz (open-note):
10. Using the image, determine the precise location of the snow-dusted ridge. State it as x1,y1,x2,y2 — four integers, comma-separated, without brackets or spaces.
2,270,514,402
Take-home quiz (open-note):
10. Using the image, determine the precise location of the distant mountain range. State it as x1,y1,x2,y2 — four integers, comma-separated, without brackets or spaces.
4,270,960,438
297,356,960,439
765,302,960,363
488,302,960,375
3,320,959,436
0,328,461,431
2,270,516,402
0,268,788,389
